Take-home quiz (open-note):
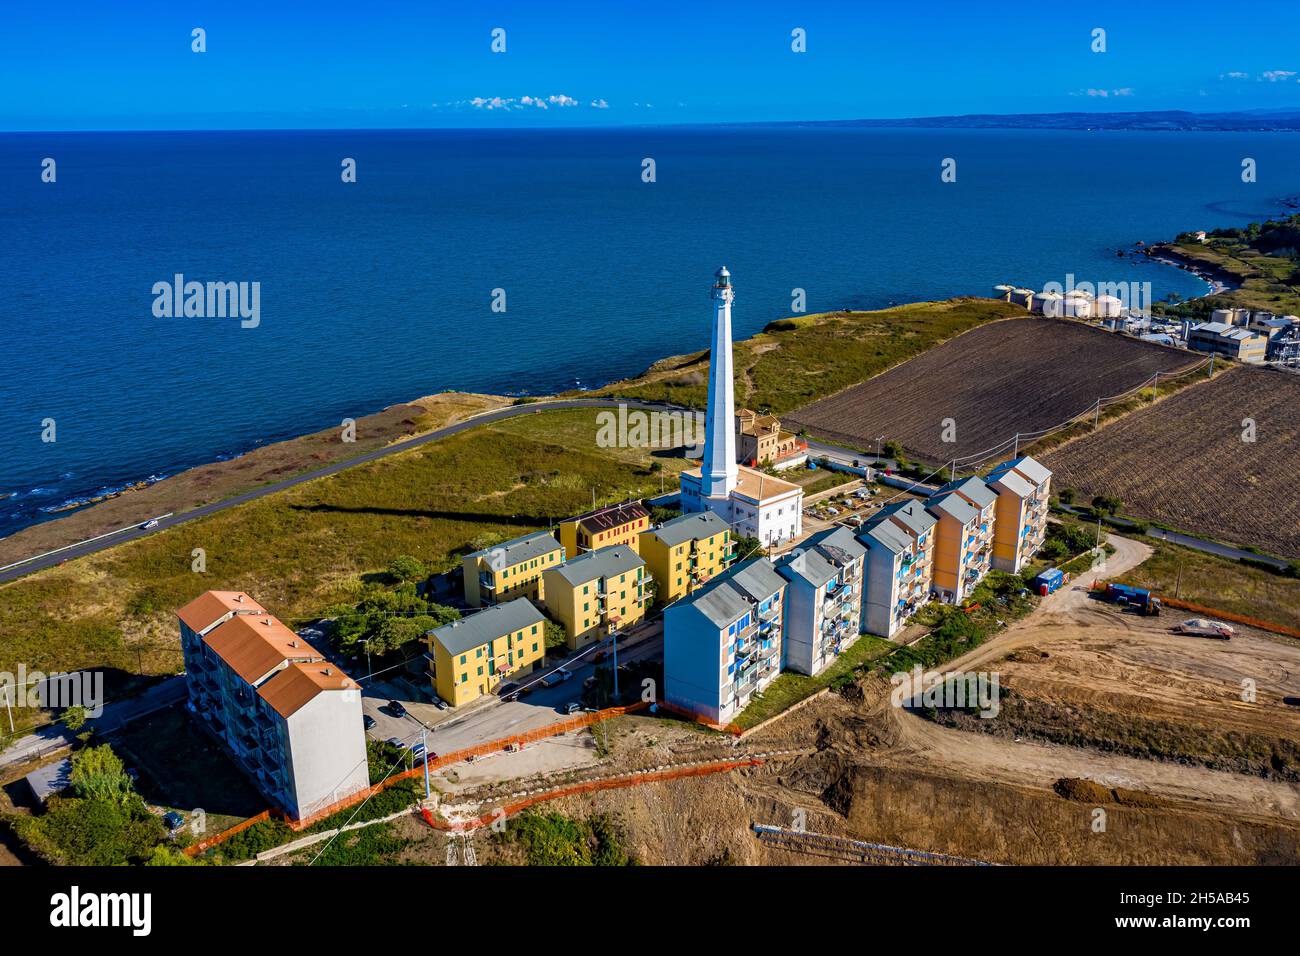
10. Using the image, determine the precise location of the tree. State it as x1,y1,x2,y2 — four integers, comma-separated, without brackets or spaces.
62,705,87,732
1091,494,1123,517
732,534,765,560
1057,487,1076,505
69,744,134,806
882,440,903,460
544,621,567,651
387,555,427,584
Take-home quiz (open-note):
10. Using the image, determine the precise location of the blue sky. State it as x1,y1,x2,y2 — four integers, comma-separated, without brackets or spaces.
3,0,1300,129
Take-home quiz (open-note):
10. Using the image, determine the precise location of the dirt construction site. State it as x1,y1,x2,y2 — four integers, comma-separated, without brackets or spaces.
277,534,1300,867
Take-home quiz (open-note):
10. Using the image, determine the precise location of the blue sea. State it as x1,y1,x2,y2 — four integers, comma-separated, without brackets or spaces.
2,126,1298,538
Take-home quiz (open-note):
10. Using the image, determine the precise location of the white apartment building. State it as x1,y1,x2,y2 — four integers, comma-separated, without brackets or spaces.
663,559,787,725
178,590,370,823
774,526,866,676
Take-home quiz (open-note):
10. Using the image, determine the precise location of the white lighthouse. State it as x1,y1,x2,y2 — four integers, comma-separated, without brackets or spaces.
679,267,805,550
701,266,739,500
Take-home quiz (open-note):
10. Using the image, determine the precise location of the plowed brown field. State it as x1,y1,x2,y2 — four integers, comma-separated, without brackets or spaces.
1044,365,1300,557
785,317,1199,463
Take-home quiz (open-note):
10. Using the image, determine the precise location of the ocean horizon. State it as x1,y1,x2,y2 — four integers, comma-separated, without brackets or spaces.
3,125,1299,539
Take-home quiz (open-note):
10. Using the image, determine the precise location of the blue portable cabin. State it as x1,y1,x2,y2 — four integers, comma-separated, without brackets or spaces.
1033,568,1064,595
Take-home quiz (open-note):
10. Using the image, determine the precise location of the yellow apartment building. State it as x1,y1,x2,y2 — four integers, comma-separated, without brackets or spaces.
986,456,1052,573
640,510,734,606
925,491,986,604
461,530,565,607
542,544,647,649
556,499,650,558
426,598,547,707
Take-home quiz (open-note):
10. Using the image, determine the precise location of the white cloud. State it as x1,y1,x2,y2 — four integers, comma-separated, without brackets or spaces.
590,98,609,109
1079,88,1133,98
1262,70,1297,82
547,94,579,107
1220,71,1250,79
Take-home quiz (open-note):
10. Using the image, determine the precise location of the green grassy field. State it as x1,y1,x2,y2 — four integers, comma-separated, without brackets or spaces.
593,298,1027,415
1124,539,1300,630
1155,236,1300,319
0,409,688,735
731,634,894,730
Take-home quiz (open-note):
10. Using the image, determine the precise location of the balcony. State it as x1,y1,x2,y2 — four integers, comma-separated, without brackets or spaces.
759,604,781,623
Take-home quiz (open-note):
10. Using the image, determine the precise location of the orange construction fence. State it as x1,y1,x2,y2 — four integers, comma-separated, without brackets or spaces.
1093,580,1300,639
184,810,271,858
418,756,765,832
186,699,653,855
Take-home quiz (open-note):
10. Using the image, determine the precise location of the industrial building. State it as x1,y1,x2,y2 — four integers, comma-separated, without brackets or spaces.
1187,322,1268,364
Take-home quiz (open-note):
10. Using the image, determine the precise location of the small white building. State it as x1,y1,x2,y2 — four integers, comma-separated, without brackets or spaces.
774,526,866,676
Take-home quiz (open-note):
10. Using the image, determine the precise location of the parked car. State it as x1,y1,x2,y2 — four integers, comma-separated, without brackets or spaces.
362,714,376,731
498,682,519,698
410,742,426,759
563,701,582,715
556,668,574,682
592,650,609,663
162,811,185,832
388,700,407,718
432,697,448,710
140,519,159,530
386,737,407,750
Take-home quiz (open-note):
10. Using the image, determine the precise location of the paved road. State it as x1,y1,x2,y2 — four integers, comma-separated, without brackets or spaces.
0,676,185,770
0,397,703,584
369,628,665,759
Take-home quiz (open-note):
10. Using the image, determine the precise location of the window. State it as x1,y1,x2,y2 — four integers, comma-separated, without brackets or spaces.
532,642,539,653
476,647,484,658
477,666,484,676
460,654,467,665
531,624,538,634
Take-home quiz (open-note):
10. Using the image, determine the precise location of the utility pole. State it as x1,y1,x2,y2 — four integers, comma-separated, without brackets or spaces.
421,726,431,800
1012,433,1020,458
1174,560,1183,599
1152,371,1159,401
1093,399,1100,429
611,631,620,702
1208,353,1215,377
875,436,883,462
2,685,12,734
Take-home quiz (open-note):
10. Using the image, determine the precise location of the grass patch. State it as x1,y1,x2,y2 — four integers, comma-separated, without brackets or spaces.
494,810,636,866
0,410,687,738
1125,538,1300,630
732,634,894,730
591,299,1025,415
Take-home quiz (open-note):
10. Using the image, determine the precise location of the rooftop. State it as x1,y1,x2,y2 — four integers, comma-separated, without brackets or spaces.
869,498,937,537
258,661,358,718
933,475,997,510
204,613,323,686
859,519,913,555
563,499,649,535
467,529,562,569
926,492,980,526
681,463,802,504
177,590,266,634
991,455,1052,487
681,557,787,629
986,467,1035,499
549,544,644,587
649,510,730,547
428,598,545,657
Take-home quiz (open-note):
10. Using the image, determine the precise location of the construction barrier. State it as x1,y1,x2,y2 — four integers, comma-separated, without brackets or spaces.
186,699,654,854
1159,597,1300,640
1093,580,1300,639
419,756,766,832
183,810,271,858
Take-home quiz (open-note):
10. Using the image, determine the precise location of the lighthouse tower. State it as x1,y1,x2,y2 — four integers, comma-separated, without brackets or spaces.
700,266,738,500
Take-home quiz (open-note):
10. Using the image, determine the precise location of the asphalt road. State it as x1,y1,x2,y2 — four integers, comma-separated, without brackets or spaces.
0,397,707,584
370,627,664,753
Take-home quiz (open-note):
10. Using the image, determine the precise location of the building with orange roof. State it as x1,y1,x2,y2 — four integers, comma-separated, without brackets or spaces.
179,591,369,822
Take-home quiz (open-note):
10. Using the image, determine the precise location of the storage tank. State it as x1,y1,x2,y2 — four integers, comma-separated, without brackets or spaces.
1035,291,1064,317
1011,288,1035,309
1094,295,1123,319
